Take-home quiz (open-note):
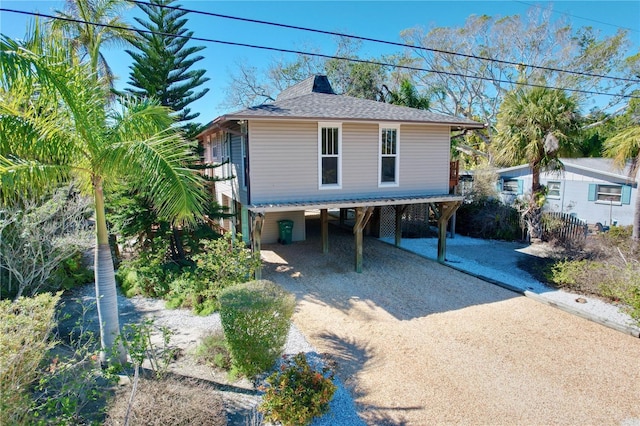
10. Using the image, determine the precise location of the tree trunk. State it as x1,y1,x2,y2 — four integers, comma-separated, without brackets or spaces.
633,181,640,242
93,178,127,365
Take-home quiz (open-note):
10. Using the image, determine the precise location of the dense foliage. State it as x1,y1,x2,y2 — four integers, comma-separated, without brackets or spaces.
219,280,295,378
260,352,337,426
125,0,209,138
0,292,60,424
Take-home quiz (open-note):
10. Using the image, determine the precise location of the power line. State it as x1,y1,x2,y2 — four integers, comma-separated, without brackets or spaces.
515,1,639,34
1,7,639,100
126,0,640,85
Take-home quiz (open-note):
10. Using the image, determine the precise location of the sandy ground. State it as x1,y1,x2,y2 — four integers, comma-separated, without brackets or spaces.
261,221,640,425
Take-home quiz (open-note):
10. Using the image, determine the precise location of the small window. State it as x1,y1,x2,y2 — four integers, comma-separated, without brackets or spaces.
318,123,341,188
379,125,399,186
596,185,622,203
503,179,521,194
547,181,561,199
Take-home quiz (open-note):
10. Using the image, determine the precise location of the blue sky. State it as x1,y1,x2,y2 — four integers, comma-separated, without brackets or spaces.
1,1,639,123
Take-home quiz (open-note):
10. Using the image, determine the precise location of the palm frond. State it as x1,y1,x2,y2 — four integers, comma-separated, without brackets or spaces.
0,156,71,203
100,128,206,226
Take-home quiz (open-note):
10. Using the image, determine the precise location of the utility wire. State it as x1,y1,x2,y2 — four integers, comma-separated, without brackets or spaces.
515,1,639,33
127,0,640,84
2,7,639,100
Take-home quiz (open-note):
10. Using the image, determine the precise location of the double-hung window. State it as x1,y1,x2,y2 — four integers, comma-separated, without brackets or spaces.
318,122,341,188
379,125,399,186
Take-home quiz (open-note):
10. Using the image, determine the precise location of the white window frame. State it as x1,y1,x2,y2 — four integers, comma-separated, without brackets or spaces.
378,124,399,187
318,122,342,189
547,181,561,199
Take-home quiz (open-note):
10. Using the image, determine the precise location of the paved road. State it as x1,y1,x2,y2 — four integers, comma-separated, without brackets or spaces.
262,223,640,425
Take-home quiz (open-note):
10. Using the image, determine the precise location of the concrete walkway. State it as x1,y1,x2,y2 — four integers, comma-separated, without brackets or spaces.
262,224,640,425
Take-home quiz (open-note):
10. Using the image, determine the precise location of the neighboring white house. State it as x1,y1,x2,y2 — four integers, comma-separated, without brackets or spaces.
496,158,638,226
197,75,483,272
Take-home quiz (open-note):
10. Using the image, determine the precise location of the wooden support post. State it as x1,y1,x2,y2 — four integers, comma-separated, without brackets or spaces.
250,212,264,279
339,208,346,226
434,201,462,263
320,208,329,254
353,206,374,273
355,208,364,273
394,204,408,247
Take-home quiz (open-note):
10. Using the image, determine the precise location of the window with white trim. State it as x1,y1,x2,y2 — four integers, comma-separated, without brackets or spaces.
547,181,561,199
379,125,399,185
318,123,341,188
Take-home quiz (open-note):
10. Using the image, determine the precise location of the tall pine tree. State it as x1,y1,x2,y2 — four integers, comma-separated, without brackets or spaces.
126,0,209,139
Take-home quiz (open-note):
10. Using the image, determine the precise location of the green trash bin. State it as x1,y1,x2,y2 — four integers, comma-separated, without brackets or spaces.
277,220,294,245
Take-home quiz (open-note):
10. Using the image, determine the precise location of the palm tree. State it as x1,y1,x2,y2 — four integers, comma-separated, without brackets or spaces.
604,97,640,241
493,86,580,240
53,0,133,89
0,24,206,363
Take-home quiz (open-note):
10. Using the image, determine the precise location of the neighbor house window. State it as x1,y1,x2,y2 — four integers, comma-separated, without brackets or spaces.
596,185,622,203
379,125,399,186
318,122,341,188
502,179,523,194
547,181,561,199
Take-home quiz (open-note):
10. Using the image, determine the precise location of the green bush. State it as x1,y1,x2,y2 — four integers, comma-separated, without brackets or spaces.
219,280,295,378
166,234,261,314
50,251,94,291
116,246,180,299
0,292,60,425
259,352,337,426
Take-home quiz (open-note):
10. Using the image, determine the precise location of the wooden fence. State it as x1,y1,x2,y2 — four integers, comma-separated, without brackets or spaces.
541,212,588,241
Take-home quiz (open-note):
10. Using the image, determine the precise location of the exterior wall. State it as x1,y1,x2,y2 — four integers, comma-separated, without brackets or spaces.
498,167,637,226
248,120,451,204
261,210,306,244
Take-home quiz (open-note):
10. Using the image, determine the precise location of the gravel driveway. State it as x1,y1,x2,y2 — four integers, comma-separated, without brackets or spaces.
261,220,640,425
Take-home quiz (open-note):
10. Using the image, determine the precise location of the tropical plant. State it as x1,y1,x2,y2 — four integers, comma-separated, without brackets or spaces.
54,0,133,89
0,23,206,363
125,0,209,138
604,96,640,241
493,86,580,240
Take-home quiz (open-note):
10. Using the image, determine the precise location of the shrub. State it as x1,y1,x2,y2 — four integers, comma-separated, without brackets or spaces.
219,280,295,378
166,234,261,314
259,352,337,426
193,332,231,370
456,199,523,241
0,292,60,424
116,246,180,299
104,376,226,426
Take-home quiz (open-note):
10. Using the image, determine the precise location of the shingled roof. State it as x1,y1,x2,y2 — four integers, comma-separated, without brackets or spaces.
207,75,484,129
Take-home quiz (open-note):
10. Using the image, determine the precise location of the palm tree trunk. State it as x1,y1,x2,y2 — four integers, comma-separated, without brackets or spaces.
93,177,127,365
633,183,640,242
